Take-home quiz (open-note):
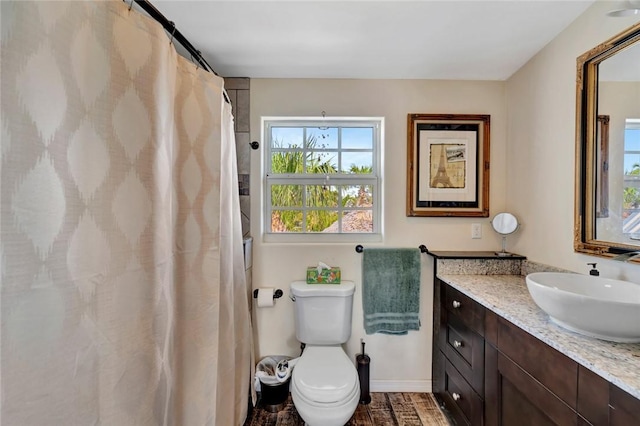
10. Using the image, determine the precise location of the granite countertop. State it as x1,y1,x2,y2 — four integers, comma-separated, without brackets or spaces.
437,273,640,400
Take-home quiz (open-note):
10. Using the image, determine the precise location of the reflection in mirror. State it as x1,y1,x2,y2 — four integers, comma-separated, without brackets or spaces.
575,22,640,258
491,212,519,256
596,115,609,218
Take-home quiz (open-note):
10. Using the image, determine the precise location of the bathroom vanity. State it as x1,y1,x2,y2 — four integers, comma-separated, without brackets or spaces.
429,252,640,426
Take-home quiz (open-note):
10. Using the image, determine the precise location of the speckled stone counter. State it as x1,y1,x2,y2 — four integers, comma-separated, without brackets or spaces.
437,273,640,400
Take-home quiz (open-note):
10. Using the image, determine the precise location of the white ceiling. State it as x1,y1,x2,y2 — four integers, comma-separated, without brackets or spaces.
152,0,596,80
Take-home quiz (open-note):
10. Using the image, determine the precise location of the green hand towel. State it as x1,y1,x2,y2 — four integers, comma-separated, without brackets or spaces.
362,248,421,335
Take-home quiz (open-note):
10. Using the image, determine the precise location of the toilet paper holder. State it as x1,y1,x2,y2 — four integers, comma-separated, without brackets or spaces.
253,289,283,299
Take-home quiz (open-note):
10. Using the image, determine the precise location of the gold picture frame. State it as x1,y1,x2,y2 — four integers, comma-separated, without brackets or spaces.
406,114,490,217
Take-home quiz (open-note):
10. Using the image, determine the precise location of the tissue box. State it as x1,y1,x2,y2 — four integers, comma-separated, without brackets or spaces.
306,267,341,284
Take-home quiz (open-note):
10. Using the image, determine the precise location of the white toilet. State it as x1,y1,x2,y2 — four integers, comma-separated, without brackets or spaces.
289,280,360,426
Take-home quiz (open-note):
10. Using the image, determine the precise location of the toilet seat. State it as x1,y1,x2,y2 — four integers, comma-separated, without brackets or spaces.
291,346,359,405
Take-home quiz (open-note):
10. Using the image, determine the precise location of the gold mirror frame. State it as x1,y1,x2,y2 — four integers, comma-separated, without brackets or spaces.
574,22,640,258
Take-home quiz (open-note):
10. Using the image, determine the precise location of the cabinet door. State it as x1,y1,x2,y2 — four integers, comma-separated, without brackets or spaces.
577,365,609,426
498,318,578,409
493,352,578,426
610,385,640,426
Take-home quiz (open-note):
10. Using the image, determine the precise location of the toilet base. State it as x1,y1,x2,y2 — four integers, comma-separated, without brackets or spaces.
291,391,359,426
291,379,359,426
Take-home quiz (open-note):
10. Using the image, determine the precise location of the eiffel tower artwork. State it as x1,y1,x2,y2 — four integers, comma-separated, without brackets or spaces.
431,144,454,188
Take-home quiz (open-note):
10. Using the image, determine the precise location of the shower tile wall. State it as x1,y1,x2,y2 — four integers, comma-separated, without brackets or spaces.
225,77,251,236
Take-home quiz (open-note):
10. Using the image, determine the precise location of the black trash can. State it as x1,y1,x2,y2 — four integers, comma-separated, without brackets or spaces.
256,356,292,412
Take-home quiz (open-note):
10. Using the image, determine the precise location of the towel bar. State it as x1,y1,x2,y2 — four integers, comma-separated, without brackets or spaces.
355,244,429,253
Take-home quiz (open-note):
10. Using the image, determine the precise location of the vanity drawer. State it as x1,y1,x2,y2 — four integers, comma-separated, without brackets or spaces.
441,355,484,426
441,313,485,397
443,282,485,336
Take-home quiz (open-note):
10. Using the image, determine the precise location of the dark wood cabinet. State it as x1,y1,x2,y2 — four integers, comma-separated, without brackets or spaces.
496,316,578,409
486,346,579,426
610,385,640,426
578,365,609,426
433,277,640,426
434,278,486,425
442,285,486,403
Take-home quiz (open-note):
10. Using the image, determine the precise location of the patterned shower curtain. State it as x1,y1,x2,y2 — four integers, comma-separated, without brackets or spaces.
0,1,252,424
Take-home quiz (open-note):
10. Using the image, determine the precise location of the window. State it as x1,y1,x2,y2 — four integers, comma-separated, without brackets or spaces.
263,117,383,241
623,118,640,237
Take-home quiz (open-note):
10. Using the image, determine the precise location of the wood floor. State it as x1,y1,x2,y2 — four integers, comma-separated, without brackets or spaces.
243,392,451,426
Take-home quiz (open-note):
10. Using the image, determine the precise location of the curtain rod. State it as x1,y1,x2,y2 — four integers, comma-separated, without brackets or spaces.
128,0,230,103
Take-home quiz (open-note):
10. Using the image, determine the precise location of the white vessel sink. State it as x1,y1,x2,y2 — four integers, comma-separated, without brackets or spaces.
525,272,640,343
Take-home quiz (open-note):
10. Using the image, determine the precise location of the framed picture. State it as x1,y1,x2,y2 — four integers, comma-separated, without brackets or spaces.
406,114,490,217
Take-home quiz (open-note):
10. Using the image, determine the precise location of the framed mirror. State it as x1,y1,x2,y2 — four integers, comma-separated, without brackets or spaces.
575,22,640,258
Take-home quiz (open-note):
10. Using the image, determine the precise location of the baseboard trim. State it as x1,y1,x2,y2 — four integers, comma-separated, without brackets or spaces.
370,380,432,393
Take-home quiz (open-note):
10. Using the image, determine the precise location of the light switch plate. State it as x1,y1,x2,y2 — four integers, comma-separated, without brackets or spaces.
472,223,482,239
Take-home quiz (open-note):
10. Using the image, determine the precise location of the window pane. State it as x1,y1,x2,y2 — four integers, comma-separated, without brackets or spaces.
271,151,305,173
342,185,373,208
265,118,381,237
342,127,373,149
307,127,338,149
306,185,339,208
340,210,373,233
307,210,339,233
306,151,338,174
624,153,640,174
341,152,373,173
272,127,303,148
625,128,640,151
271,210,302,232
271,184,303,207
623,126,640,232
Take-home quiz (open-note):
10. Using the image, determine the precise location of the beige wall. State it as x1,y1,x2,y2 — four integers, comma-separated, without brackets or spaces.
250,79,508,391
505,1,640,282
248,1,640,390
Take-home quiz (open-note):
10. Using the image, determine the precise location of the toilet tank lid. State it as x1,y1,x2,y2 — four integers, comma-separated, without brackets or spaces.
290,280,355,297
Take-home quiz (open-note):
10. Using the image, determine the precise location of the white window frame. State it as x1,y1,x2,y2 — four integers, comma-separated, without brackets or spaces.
262,116,384,243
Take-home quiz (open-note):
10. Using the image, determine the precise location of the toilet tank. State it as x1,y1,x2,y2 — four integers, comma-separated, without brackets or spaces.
290,280,355,345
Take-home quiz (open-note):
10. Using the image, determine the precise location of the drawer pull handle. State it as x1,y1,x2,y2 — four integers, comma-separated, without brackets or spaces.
452,392,461,401
452,300,461,309
454,340,463,348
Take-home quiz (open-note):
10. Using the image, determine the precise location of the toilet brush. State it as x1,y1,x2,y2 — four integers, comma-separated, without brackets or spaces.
356,338,371,404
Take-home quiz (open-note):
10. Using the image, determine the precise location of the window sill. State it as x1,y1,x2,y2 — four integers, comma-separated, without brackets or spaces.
262,232,382,244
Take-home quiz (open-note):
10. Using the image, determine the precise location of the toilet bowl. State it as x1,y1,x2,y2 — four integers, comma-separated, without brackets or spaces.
290,346,360,426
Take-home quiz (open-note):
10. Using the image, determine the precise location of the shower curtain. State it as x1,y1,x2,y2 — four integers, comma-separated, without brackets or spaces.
0,1,252,424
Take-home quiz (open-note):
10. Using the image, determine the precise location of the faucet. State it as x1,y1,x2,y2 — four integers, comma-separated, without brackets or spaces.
612,251,640,262
587,263,599,276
